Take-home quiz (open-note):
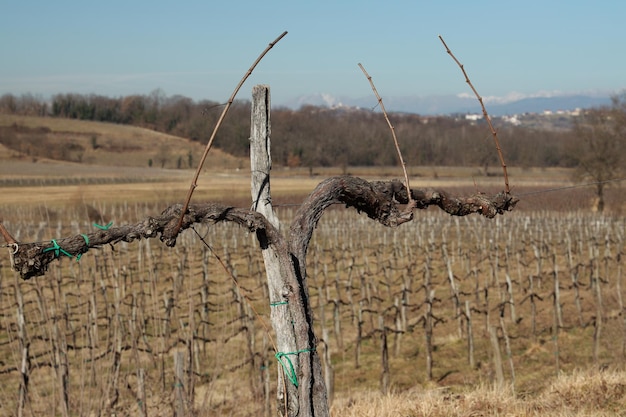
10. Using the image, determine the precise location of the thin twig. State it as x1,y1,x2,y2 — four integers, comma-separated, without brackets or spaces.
0,216,17,246
191,226,277,352
191,225,291,413
358,63,415,208
438,35,510,193
173,31,288,236
0,217,18,269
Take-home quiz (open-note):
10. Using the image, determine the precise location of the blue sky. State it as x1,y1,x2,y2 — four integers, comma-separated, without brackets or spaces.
1,0,624,108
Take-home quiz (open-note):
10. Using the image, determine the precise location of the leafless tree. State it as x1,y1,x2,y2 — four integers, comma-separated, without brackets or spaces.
570,93,626,212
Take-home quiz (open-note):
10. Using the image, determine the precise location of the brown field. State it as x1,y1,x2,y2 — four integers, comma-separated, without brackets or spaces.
0,116,625,416
0,201,625,416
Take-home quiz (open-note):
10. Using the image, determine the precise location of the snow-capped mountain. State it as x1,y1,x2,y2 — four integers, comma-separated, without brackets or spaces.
281,92,615,116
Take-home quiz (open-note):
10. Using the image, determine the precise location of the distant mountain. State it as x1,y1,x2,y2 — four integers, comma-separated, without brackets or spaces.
281,93,614,116
484,95,612,116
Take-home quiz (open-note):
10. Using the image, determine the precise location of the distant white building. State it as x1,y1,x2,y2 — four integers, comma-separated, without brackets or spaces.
465,114,483,121
502,115,521,125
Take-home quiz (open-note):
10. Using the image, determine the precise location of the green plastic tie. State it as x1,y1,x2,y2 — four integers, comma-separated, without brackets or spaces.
275,348,315,387
76,234,89,261
270,301,288,307
93,221,113,230
43,239,73,259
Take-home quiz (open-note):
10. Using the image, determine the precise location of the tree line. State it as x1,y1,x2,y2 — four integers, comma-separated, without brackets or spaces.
0,90,623,171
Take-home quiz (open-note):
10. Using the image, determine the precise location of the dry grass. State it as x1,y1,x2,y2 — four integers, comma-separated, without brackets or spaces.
332,370,626,417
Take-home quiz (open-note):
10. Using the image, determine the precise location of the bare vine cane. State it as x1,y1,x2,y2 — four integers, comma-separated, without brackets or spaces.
173,31,288,237
358,63,417,214
438,35,511,194
0,216,19,269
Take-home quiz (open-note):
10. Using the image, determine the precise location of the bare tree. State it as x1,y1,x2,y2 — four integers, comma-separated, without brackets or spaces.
570,93,626,212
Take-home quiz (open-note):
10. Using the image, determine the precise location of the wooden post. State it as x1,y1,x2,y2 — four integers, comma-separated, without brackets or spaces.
504,248,516,323
137,369,147,417
355,301,363,369
393,296,403,357
174,351,185,417
249,85,329,417
489,326,504,389
499,313,516,392
379,314,390,395
465,300,475,369
442,243,462,338
321,329,335,407
552,253,563,328
617,253,626,358
52,268,70,417
250,84,297,415
424,256,434,381
108,275,123,415
15,278,30,417
528,274,537,342
592,251,603,365
333,300,343,351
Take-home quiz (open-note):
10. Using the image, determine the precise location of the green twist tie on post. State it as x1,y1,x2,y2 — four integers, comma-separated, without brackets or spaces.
93,221,113,230
43,239,73,259
270,301,288,307
275,348,315,387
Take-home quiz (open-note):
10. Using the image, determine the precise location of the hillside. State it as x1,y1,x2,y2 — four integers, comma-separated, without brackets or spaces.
0,114,245,171
1,92,589,168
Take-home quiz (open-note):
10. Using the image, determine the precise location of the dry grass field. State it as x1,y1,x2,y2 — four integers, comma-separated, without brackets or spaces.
0,116,625,416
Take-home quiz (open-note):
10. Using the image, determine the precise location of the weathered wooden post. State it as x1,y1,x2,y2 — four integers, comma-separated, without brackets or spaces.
249,84,330,417
15,277,30,417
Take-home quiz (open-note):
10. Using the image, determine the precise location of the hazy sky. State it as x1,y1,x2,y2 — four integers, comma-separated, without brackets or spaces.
1,0,624,107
